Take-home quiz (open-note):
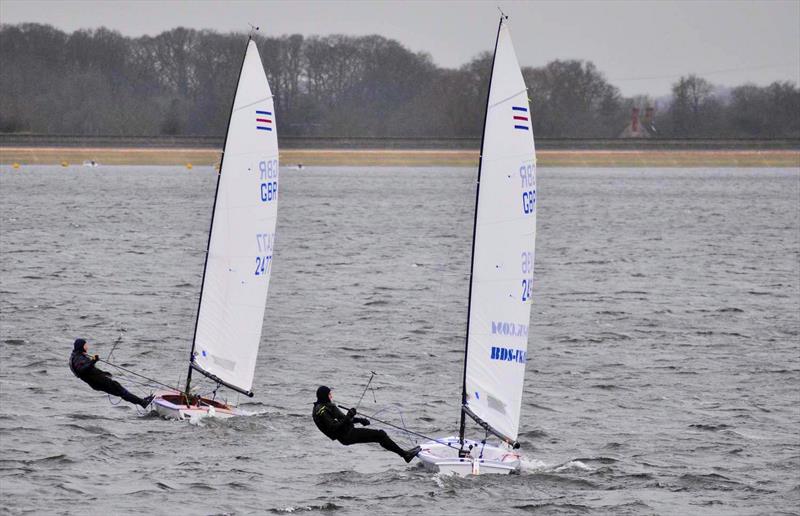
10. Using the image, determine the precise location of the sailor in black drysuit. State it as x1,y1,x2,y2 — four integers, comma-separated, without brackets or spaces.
69,338,153,408
312,385,420,463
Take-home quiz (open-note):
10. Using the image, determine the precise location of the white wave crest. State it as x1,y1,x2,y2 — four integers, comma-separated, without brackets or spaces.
518,456,594,474
553,460,593,472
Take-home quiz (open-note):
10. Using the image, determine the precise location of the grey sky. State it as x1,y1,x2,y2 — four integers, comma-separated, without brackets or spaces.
2,0,798,97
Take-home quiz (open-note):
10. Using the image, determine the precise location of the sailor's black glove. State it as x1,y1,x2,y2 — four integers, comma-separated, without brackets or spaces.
92,354,100,361
346,408,357,418
358,418,370,426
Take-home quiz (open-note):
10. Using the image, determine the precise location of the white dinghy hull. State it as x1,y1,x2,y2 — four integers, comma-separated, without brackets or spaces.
417,437,520,476
153,391,241,420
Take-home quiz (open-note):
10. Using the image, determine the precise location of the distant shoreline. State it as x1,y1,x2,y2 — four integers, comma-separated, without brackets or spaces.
1,147,798,167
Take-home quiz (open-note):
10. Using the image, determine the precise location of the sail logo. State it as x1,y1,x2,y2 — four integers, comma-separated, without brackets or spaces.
491,321,528,338
512,106,529,131
256,110,273,131
490,346,527,364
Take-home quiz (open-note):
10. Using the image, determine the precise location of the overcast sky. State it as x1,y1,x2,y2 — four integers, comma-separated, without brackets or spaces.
2,0,798,97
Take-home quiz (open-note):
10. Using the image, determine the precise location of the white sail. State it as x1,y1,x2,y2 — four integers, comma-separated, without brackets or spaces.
192,40,279,394
463,19,536,442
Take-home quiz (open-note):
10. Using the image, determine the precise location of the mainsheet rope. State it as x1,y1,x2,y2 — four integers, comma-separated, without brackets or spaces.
366,404,415,446
99,358,230,410
338,403,460,450
97,358,180,392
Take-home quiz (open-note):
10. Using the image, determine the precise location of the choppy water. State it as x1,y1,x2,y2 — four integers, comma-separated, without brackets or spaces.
1,165,798,515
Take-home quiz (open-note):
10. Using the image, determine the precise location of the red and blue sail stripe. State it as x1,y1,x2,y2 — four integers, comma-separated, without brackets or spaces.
256,110,273,131
512,106,529,131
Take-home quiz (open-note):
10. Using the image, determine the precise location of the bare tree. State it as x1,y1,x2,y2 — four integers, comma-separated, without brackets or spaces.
669,74,714,136
1,23,796,138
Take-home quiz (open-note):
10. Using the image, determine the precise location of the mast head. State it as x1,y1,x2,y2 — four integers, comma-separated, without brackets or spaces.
497,6,508,20
248,23,260,40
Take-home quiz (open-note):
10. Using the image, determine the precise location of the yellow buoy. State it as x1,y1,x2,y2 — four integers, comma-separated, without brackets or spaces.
12,162,20,169
186,163,193,170
61,161,68,167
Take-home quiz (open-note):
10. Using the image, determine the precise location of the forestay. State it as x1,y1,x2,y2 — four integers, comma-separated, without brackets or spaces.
463,19,536,443
192,40,279,394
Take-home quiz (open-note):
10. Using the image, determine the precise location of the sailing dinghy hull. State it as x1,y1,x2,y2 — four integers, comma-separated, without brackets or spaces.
417,437,520,476
153,391,240,420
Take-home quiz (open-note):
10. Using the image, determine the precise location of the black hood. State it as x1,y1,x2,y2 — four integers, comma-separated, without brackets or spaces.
73,338,86,352
316,385,331,403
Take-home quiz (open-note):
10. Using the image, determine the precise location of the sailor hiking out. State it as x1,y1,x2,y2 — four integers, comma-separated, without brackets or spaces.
312,385,420,463
69,338,154,408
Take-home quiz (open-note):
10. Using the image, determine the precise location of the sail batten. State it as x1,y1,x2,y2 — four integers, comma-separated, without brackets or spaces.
461,17,537,444
189,39,279,395
487,89,530,109
233,95,275,112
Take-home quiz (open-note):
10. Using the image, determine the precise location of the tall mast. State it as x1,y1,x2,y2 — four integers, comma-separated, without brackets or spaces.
185,36,253,397
459,14,506,448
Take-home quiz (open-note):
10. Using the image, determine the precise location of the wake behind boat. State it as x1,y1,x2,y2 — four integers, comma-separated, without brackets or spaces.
417,14,537,475
153,36,279,420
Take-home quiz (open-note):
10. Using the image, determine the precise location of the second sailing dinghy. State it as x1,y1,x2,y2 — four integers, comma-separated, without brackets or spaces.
417,15,537,475
154,37,279,420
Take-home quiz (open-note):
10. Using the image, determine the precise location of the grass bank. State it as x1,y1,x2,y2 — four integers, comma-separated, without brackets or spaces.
1,147,798,167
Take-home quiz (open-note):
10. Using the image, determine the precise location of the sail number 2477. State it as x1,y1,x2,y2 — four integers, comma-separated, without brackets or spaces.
254,232,274,277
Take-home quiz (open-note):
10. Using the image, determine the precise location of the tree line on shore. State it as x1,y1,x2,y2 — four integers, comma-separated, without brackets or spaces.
1,23,798,138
